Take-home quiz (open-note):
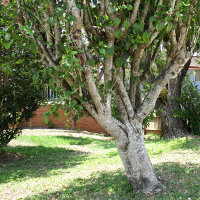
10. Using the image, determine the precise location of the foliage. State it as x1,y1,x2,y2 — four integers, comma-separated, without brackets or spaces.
0,9,45,150
7,0,200,125
174,75,200,136
0,64,45,150
2,0,200,194
0,130,199,199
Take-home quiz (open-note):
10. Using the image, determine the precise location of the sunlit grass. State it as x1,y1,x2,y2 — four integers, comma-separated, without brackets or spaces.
0,129,199,200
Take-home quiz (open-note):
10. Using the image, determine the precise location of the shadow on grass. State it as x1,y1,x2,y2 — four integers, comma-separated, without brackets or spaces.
145,137,200,156
24,170,138,200
55,135,100,145
24,162,200,200
154,162,200,199
171,137,200,151
0,145,88,184
55,135,116,149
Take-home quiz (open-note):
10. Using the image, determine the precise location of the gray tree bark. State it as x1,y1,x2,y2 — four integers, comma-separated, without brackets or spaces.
95,116,165,194
116,123,165,194
156,60,191,139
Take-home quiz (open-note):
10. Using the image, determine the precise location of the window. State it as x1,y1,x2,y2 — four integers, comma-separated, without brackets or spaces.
44,86,58,101
195,69,200,81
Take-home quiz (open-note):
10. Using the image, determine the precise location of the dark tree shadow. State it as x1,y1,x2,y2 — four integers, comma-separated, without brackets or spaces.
0,145,88,184
153,162,200,199
0,134,116,185
55,135,116,149
24,162,200,200
55,135,100,145
170,137,200,151
145,137,200,156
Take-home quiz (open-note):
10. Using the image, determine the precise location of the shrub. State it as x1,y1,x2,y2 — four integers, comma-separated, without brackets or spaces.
0,64,44,150
174,75,200,136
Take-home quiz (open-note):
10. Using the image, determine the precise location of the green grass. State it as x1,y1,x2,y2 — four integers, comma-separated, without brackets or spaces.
0,130,200,200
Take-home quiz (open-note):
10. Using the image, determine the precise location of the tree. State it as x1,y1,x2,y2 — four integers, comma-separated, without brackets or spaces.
0,5,45,150
7,0,200,195
156,60,191,139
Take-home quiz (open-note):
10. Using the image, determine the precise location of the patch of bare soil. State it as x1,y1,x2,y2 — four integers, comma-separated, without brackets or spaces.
0,151,26,165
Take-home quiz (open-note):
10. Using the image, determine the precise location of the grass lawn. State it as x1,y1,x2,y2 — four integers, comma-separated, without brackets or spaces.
0,129,200,200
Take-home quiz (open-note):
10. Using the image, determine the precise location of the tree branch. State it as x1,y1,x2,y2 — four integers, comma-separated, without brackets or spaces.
115,74,134,120
84,65,104,114
98,0,105,16
135,49,191,121
42,9,54,59
130,0,141,25
105,0,116,20
141,1,150,23
129,45,145,107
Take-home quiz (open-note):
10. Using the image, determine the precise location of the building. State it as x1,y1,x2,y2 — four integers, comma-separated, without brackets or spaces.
23,88,107,133
188,56,200,89
24,57,200,134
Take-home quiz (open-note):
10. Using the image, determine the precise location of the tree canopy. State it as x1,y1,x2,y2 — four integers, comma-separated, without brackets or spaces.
2,0,200,195
0,5,45,150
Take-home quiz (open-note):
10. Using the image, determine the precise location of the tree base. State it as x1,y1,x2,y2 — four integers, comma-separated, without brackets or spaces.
131,178,165,195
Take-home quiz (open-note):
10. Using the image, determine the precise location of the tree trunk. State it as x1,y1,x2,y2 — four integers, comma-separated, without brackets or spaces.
99,117,165,195
159,105,188,139
116,122,165,194
156,60,191,139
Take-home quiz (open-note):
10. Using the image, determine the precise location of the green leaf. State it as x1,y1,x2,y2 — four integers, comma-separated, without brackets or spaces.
56,113,61,121
16,59,25,64
156,21,165,31
133,44,138,49
111,7,117,13
124,20,129,30
33,73,39,83
98,41,104,46
65,91,71,97
71,51,78,55
133,21,144,33
68,15,76,21
76,105,83,110
113,18,121,26
49,16,57,26
5,33,11,41
31,43,38,54
142,32,150,43
88,58,95,67
149,16,155,23
2,42,11,49
144,82,150,88
106,48,114,58
166,23,173,33
127,5,133,10
115,57,123,67
49,77,55,87
43,116,49,124
175,12,181,20
106,80,113,90
72,115,78,123
114,30,123,39
20,26,33,36
99,48,106,56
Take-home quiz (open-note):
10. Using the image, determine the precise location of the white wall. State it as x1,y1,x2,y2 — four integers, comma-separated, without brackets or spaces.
188,69,200,90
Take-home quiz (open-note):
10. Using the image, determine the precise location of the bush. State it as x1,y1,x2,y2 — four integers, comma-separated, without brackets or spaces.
0,10,46,150
0,64,44,150
174,75,200,136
